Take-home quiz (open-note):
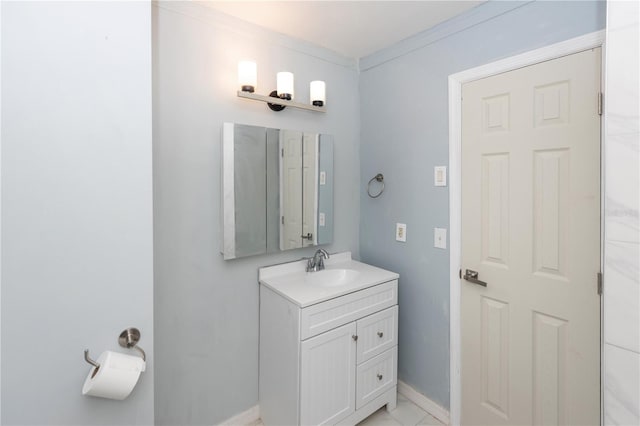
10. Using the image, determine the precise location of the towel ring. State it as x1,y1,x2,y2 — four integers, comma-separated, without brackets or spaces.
367,173,385,198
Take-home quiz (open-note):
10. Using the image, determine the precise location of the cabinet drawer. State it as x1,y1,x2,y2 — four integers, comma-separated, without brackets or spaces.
300,280,398,340
356,347,397,409
356,306,398,363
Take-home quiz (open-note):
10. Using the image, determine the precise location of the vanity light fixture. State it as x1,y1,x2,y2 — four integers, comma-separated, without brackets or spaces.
238,60,257,93
310,81,326,107
236,62,325,113
276,72,294,100
267,71,294,112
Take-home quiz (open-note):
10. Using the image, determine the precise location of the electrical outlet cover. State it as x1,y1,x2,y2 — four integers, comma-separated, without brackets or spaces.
434,227,447,249
396,223,407,242
434,166,447,187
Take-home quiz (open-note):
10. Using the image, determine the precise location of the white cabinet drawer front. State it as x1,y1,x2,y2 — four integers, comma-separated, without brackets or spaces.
356,347,398,409
356,306,398,363
301,280,398,340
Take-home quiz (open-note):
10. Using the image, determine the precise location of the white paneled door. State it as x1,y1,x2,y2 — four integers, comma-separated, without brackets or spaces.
461,48,601,425
302,133,318,247
280,129,303,250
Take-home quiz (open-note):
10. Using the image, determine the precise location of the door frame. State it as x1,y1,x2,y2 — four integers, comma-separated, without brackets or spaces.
448,30,605,426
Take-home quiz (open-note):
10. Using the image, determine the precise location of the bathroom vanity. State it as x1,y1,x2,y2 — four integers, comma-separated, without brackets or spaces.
258,252,399,425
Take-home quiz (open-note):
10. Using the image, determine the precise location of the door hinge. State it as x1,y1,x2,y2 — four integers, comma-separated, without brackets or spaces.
598,92,603,116
281,216,284,225
459,269,462,279
281,148,284,157
597,272,603,295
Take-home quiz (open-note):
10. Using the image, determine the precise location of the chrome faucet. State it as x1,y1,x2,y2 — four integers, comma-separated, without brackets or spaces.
306,249,330,272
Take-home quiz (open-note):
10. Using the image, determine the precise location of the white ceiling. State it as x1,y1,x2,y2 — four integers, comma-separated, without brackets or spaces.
203,1,484,59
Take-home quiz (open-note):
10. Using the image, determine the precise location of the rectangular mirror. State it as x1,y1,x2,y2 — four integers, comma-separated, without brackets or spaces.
221,123,334,260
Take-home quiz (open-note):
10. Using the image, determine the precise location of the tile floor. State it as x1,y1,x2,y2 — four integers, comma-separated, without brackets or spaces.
250,393,444,426
357,393,444,426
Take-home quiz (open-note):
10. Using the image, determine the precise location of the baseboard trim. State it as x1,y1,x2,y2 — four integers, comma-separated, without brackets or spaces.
218,405,260,426
398,380,450,425
219,382,448,425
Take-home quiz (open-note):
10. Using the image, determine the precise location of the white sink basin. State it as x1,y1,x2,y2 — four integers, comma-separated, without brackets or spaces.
259,252,399,307
304,268,360,287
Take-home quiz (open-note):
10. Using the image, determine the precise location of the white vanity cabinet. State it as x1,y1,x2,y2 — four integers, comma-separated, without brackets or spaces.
259,253,399,426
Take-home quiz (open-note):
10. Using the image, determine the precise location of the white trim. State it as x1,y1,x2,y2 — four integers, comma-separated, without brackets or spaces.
222,123,236,259
398,380,450,425
448,30,605,426
359,1,531,71
218,404,260,426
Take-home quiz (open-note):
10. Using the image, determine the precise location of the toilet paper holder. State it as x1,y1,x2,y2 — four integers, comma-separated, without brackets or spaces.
84,327,146,369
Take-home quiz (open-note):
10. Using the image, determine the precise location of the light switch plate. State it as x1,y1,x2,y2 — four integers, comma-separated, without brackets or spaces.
396,223,407,242
434,227,447,249
320,171,326,185
434,166,447,187
319,212,325,227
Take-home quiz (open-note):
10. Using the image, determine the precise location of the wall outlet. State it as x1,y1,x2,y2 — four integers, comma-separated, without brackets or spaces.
320,171,326,185
396,223,407,242
434,227,447,249
434,166,447,187
319,212,325,227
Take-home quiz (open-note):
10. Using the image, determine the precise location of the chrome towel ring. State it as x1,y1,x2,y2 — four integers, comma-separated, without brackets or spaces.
367,173,385,198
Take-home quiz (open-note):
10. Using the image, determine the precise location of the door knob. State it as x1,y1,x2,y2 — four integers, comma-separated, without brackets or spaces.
352,335,358,341
462,269,487,287
377,331,383,338
377,373,383,381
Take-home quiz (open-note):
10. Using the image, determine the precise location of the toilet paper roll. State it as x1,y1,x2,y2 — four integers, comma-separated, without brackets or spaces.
82,350,146,400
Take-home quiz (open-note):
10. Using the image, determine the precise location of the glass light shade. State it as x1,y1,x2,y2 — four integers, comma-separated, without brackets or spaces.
238,61,257,92
277,72,294,100
310,81,326,107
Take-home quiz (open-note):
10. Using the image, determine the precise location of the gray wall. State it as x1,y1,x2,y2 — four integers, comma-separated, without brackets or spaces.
358,0,606,410
1,1,154,425
152,3,360,424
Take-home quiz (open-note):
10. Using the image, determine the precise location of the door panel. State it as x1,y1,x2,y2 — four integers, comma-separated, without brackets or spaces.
461,48,601,425
480,296,509,418
533,149,569,279
532,311,568,425
481,153,510,267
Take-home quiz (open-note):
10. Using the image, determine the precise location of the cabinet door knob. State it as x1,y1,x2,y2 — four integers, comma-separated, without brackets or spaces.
352,335,358,341
377,373,383,381
377,331,383,338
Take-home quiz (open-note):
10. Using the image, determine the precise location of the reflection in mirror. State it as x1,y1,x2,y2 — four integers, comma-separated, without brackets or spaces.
221,123,333,260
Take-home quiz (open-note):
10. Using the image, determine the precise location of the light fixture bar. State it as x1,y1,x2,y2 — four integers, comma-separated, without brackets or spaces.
237,91,326,113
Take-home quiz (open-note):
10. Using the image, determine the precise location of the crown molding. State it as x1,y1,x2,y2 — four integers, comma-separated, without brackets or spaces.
359,1,534,71
153,0,357,70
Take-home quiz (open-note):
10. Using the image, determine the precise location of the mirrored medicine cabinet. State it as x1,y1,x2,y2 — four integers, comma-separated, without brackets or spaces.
221,123,334,260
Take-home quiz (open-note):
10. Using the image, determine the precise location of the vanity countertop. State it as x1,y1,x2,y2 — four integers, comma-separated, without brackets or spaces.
258,252,399,307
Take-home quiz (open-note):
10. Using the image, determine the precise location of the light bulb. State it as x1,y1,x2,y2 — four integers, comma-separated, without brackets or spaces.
277,72,294,100
310,81,326,107
238,61,257,92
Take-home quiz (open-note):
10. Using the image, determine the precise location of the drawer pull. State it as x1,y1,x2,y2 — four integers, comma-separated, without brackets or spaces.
352,335,358,341
377,373,383,381
377,331,383,338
